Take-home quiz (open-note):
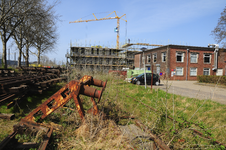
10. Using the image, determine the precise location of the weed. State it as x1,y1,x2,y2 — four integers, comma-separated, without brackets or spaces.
0,71,226,149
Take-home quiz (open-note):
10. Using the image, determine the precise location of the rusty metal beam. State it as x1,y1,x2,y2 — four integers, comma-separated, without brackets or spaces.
135,120,171,150
87,97,99,115
0,75,107,150
79,75,107,103
73,95,85,120
21,76,107,123
38,127,53,150
22,80,80,122
79,75,107,88
0,131,17,150
192,129,226,148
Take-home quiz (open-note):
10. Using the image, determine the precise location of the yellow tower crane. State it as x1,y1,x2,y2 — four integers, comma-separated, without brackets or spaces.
69,11,127,49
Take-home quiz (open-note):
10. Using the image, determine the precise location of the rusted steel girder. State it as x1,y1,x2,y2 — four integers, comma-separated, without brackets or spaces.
21,76,107,123
79,75,107,88
79,75,107,103
78,75,107,115
0,131,18,150
135,120,171,150
38,127,53,150
0,75,107,150
87,97,99,115
0,122,52,150
22,80,80,122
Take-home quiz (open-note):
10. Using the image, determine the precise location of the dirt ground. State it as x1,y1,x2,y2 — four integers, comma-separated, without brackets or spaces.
149,80,226,105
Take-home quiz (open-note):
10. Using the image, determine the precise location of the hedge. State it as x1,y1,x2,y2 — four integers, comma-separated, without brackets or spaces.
197,75,226,86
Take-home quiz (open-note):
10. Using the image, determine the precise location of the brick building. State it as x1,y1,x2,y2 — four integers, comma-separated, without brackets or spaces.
134,45,226,80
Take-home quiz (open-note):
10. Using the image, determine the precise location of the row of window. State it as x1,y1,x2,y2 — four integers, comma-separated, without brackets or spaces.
176,67,210,76
176,52,211,63
146,52,211,64
147,52,166,63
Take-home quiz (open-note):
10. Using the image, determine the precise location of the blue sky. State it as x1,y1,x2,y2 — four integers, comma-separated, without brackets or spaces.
2,0,226,64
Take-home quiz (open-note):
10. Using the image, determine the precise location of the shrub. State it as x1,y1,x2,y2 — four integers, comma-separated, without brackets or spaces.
197,75,226,86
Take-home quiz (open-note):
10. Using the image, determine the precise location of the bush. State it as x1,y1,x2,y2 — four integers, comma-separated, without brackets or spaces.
197,75,226,86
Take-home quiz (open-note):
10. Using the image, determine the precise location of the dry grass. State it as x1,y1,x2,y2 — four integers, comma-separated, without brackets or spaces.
0,119,18,140
0,70,226,149
57,114,132,150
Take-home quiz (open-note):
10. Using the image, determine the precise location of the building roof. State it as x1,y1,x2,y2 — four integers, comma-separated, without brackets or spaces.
122,43,163,48
135,44,215,55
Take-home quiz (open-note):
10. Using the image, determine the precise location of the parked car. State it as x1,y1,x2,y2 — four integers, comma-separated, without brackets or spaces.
130,73,160,85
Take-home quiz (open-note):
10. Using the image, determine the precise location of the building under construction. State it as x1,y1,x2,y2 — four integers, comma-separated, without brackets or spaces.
66,46,137,71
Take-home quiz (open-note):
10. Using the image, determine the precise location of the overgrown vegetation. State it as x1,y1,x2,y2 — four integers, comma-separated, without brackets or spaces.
0,71,226,149
197,75,226,86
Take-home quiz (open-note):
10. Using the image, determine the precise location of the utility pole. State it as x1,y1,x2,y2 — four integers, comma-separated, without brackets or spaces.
151,64,153,91
141,47,147,89
186,49,189,80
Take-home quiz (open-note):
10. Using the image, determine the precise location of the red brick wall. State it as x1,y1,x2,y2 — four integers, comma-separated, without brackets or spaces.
134,54,141,68
143,48,169,79
134,45,226,80
169,48,215,80
134,47,170,79
217,50,226,76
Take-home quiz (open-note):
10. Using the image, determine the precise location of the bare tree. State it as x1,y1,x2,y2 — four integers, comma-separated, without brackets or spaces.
211,6,226,48
12,0,43,67
11,0,59,67
40,55,50,66
0,0,43,68
30,1,59,65
13,21,32,67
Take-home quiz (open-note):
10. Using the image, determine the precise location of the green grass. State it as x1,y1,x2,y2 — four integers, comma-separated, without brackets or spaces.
0,72,226,149
0,83,64,141
100,75,226,149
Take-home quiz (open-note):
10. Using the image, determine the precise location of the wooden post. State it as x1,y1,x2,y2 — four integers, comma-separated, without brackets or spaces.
0,113,15,120
151,64,153,91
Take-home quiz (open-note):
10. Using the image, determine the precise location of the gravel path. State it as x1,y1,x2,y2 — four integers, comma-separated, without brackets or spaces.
150,80,226,105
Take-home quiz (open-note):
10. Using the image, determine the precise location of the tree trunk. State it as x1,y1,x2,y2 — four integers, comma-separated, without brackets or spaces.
38,47,41,65
18,29,22,67
26,45,29,67
2,40,7,69
1,26,8,69
18,49,21,67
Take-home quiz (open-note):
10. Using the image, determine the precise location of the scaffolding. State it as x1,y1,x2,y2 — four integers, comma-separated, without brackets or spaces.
66,46,137,71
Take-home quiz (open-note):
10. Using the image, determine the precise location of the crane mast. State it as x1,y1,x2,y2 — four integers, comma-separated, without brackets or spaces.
69,11,127,49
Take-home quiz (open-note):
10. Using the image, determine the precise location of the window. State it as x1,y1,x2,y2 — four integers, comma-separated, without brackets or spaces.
146,73,151,78
203,68,210,75
153,73,158,78
153,53,157,63
190,53,198,63
147,55,151,63
176,67,183,76
176,52,184,62
162,52,166,62
204,54,211,63
190,68,197,76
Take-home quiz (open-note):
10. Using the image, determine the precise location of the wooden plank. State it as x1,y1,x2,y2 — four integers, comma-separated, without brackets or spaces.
0,113,15,120
0,131,17,149
16,142,39,149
